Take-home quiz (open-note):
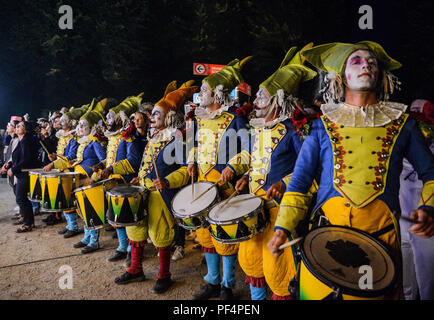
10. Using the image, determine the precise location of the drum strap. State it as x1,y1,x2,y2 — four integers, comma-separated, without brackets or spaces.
370,223,395,239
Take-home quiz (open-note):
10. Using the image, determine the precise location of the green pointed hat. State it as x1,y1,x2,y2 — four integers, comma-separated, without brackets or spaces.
63,104,89,121
203,56,252,92
80,98,107,127
301,41,402,75
260,43,317,97
109,92,144,118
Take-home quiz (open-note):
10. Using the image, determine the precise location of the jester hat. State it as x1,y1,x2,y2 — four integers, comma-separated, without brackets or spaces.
156,80,198,114
260,43,317,97
203,56,252,93
80,98,107,127
301,41,401,76
109,92,144,118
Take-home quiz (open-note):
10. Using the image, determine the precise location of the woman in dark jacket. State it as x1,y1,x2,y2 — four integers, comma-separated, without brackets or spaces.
9,121,41,232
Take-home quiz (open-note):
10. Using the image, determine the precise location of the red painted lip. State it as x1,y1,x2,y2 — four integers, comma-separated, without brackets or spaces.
358,72,372,78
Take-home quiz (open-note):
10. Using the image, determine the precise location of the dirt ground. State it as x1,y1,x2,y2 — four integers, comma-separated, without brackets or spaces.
0,177,255,300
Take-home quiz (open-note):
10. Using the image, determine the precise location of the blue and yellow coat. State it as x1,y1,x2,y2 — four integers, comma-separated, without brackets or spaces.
229,119,304,297
93,132,142,183
275,114,434,285
166,108,251,255
126,128,185,248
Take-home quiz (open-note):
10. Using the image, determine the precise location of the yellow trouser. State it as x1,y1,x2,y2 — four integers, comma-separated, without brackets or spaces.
195,169,239,256
126,190,175,248
238,200,296,296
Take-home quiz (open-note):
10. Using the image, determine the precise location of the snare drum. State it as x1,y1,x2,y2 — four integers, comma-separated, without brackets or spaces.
172,182,220,230
206,194,267,244
106,185,148,227
40,170,81,212
74,178,118,230
28,169,44,202
298,225,396,300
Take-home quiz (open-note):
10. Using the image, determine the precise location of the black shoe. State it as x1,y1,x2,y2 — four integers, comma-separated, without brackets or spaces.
58,228,68,235
123,251,131,268
81,245,99,254
220,286,234,300
114,271,146,285
107,250,127,262
191,284,221,300
64,229,81,238
46,215,62,226
152,277,174,294
73,241,87,248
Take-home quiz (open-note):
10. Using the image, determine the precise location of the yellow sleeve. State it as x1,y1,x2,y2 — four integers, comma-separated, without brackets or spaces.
419,180,434,208
165,166,190,189
227,150,251,175
53,158,70,170
275,182,318,238
112,159,135,175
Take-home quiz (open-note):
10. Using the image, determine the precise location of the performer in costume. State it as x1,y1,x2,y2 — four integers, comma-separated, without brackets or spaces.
92,93,144,262
52,98,108,254
268,41,434,299
399,99,434,300
231,44,317,300
163,58,252,300
122,102,153,268
43,104,89,234
115,81,197,294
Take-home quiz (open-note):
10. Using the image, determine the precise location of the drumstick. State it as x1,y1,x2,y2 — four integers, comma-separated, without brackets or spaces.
227,194,263,205
152,156,162,193
278,237,303,250
191,175,195,198
190,181,220,203
220,190,239,209
400,215,422,224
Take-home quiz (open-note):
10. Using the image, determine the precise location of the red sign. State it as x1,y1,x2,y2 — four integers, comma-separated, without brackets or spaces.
237,82,252,96
193,63,226,76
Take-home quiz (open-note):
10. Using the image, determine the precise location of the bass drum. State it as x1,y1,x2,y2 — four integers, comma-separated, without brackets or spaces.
298,225,397,300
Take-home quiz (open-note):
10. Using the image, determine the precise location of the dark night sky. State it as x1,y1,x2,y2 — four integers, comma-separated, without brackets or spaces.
0,0,433,128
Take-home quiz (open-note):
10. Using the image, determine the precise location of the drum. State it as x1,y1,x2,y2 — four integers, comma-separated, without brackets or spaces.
74,178,118,230
298,225,397,300
206,194,267,244
28,169,44,202
39,170,81,212
172,182,220,230
106,185,148,227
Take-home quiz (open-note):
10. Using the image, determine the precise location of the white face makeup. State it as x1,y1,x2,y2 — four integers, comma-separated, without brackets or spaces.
253,87,272,118
60,115,71,130
150,106,166,130
197,82,214,108
106,111,118,131
344,49,379,91
77,119,91,137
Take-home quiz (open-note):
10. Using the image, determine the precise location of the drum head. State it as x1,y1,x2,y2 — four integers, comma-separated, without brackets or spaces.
74,178,117,193
301,226,396,296
172,182,217,216
208,194,262,223
40,170,80,178
107,185,145,197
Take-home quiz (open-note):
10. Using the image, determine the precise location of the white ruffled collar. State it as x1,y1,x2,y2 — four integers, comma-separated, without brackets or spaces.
149,127,176,143
321,101,407,127
195,105,230,120
249,115,288,129
55,129,75,139
77,134,92,144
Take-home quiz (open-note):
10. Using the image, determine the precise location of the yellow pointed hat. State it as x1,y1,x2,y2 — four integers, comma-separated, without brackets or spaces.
260,43,317,97
64,103,90,121
80,98,107,127
301,41,402,75
156,80,198,114
109,92,144,118
203,56,252,93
